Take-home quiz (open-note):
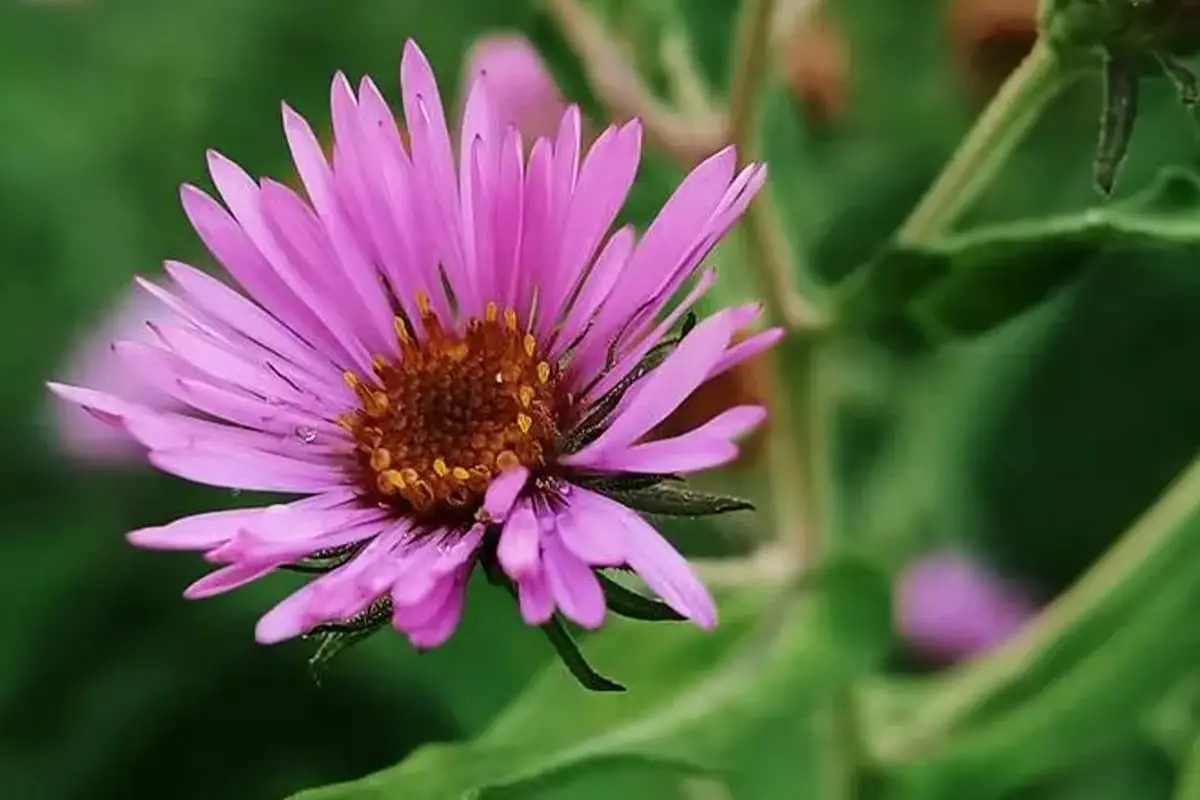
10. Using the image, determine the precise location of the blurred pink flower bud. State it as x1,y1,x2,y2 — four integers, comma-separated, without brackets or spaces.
463,34,567,142
896,550,1036,664
49,284,179,465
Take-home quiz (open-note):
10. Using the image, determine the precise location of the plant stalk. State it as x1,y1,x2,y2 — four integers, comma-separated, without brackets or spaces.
728,0,857,797
896,40,1074,245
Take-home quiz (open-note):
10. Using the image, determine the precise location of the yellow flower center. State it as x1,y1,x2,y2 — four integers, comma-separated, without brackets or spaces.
339,293,562,520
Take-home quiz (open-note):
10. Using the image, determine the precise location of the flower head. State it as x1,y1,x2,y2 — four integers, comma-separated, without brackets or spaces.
896,551,1036,664
49,40,774,663
463,34,567,143
50,287,183,464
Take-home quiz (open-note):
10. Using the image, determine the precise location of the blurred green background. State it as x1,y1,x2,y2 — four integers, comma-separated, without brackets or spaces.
3,0,1200,797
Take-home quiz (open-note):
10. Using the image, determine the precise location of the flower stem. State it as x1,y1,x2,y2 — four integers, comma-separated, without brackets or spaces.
727,1,857,798
727,0,824,332
896,40,1073,246
543,0,725,167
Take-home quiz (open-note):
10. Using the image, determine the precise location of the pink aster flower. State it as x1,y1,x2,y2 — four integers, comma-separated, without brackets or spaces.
50,287,184,464
896,551,1036,664
48,40,775,668
463,34,567,143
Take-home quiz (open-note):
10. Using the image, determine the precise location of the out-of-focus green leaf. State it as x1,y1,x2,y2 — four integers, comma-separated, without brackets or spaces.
288,561,894,800
877,451,1200,798
1175,733,1200,800
839,167,1200,345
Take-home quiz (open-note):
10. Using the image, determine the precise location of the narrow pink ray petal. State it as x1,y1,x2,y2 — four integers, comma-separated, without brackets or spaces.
609,502,718,627
184,562,281,600
563,309,736,463
551,225,636,361
536,121,642,340
581,405,767,474
404,574,469,650
161,261,340,385
542,530,606,629
581,147,738,356
708,326,784,381
516,570,555,625
497,499,541,580
484,465,529,521
400,40,470,318
584,269,719,402
149,447,349,493
126,490,356,550
554,487,626,566
178,185,345,362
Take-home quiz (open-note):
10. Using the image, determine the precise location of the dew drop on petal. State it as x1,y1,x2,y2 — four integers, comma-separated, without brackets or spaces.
294,425,318,444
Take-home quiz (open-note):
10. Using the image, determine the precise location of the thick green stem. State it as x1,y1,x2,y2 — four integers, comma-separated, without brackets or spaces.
896,40,1074,245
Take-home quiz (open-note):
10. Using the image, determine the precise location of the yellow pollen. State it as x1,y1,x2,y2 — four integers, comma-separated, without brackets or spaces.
378,469,407,492
341,299,562,520
370,448,392,472
393,316,412,345
496,450,521,472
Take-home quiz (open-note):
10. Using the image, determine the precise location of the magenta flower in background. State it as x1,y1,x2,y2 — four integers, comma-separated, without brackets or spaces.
896,550,1036,664
50,288,183,464
48,40,775,672
463,34,567,143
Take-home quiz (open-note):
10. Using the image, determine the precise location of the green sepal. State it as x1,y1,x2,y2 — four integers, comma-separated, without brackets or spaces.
305,596,393,681
571,472,681,494
1095,55,1141,196
598,482,754,518
480,552,627,692
598,572,685,622
281,543,363,575
539,614,626,693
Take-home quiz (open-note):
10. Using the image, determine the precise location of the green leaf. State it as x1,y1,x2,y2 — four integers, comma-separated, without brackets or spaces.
877,451,1200,797
839,166,1200,345
1175,733,1200,800
288,568,894,800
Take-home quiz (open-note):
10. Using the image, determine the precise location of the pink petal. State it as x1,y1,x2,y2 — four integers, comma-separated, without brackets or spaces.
404,577,468,650
497,500,541,580
516,570,555,625
563,310,737,463
709,327,784,381
555,487,626,566
184,561,279,600
583,405,767,473
463,34,567,143
49,288,182,464
149,446,348,493
484,465,529,520
542,532,606,629
610,502,717,628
